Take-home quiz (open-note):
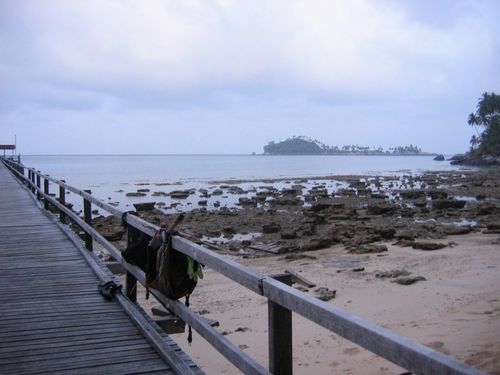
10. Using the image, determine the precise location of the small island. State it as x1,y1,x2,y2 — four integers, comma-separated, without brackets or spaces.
263,136,432,156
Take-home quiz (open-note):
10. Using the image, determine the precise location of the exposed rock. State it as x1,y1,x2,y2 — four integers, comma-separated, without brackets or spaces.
133,202,156,211
441,226,472,235
476,203,497,216
413,198,428,207
350,244,388,254
376,269,411,278
428,190,448,200
152,191,168,197
281,187,302,196
399,190,426,200
367,203,398,215
269,197,303,206
450,152,500,166
371,225,396,239
311,198,339,212
303,212,326,225
432,199,466,210
392,239,415,247
263,223,281,233
335,188,356,197
126,192,146,197
198,200,208,206
486,223,500,231
395,230,416,240
433,154,445,161
237,197,257,207
281,231,297,239
315,287,336,301
412,242,447,250
228,186,245,194
303,237,333,251
392,276,426,285
279,253,317,262
223,226,235,234
170,190,191,199
93,216,125,241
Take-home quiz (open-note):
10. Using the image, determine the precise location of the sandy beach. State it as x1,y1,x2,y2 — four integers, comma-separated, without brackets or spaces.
134,231,498,375
97,169,500,374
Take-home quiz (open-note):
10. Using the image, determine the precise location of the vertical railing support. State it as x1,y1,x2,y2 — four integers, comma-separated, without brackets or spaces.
29,169,35,193
43,176,49,210
83,190,93,251
59,180,67,224
125,223,138,302
31,170,35,193
268,273,293,375
36,172,41,200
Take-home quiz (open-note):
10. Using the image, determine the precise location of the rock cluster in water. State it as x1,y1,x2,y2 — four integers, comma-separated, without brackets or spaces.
92,169,500,257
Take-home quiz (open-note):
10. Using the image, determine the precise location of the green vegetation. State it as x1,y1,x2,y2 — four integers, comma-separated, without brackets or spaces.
263,138,323,154
468,92,500,155
263,136,425,155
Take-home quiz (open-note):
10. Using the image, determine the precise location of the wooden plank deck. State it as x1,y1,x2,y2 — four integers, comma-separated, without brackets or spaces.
0,162,201,375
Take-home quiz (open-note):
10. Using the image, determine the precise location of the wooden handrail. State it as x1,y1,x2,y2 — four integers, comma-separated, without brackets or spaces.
1,157,486,375
1,158,271,375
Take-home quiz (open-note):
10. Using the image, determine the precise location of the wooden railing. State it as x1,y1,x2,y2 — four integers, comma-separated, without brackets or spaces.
1,157,486,375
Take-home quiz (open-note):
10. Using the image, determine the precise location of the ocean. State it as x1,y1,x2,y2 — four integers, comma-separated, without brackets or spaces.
20,154,472,215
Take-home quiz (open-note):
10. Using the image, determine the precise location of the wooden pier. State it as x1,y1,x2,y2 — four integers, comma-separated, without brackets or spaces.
0,157,488,375
0,162,202,374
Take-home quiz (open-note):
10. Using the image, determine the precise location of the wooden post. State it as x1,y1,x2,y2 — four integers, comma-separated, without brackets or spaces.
125,225,138,302
268,273,293,375
43,176,49,210
83,190,93,251
28,170,35,193
59,180,66,224
36,172,41,200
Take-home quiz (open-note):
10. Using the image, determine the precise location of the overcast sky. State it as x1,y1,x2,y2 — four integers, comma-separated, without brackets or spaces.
1,0,499,155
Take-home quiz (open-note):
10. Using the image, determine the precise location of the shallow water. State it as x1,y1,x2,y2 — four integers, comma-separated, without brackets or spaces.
20,154,473,215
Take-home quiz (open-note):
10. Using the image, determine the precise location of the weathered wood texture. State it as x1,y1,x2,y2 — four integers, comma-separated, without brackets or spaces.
0,163,202,375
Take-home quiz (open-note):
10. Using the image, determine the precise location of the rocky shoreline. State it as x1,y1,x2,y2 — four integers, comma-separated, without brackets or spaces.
450,152,500,167
92,168,500,258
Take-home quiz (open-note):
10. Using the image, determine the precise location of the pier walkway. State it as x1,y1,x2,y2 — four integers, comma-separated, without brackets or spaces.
0,162,202,374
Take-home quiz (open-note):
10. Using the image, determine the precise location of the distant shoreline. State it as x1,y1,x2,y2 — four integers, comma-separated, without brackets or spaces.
260,152,437,156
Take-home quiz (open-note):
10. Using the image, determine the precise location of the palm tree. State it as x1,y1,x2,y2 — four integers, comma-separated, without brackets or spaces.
469,135,478,151
468,113,479,126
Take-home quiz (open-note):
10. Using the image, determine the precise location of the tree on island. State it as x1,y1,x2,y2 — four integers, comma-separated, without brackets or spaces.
263,137,323,154
263,137,427,155
467,92,500,155
451,92,499,166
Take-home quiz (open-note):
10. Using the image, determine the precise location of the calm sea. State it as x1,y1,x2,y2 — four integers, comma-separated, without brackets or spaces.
20,154,472,214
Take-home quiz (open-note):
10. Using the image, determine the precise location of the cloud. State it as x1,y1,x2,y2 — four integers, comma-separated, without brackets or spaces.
3,1,498,93
0,0,498,154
